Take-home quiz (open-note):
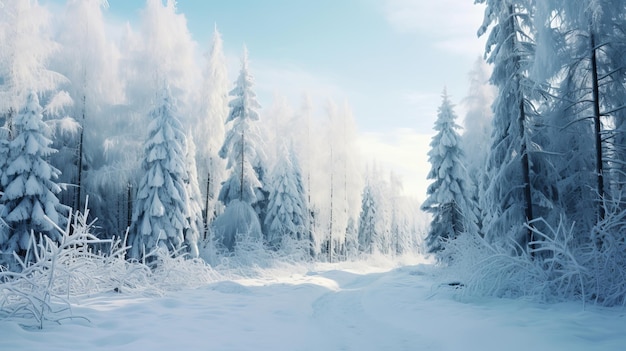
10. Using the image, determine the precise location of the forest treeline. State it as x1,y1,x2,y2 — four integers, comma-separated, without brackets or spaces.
0,0,424,269
423,1,626,306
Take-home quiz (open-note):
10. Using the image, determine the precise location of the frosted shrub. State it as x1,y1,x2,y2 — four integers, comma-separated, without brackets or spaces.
146,248,219,291
442,210,626,307
581,203,626,306
198,231,221,267
439,231,546,299
528,219,589,303
229,229,271,271
0,201,222,329
276,235,314,264
442,223,583,303
0,207,108,329
205,228,316,278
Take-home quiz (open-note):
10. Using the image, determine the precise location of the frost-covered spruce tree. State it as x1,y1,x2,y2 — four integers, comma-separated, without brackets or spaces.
357,181,379,254
421,90,477,253
128,88,189,260
54,0,124,213
183,133,203,258
0,91,68,264
534,0,626,228
196,27,229,226
0,1,75,205
214,49,265,251
0,1,66,128
530,3,598,237
0,126,10,190
461,57,494,232
264,143,308,250
345,217,358,258
218,49,264,207
389,171,404,255
357,165,391,255
477,0,539,249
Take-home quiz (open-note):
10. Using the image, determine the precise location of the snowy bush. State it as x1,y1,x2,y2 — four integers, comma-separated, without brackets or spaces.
0,206,107,329
200,225,318,278
440,230,562,302
441,210,626,307
277,235,315,263
145,248,219,291
0,201,221,329
580,202,626,306
212,200,263,252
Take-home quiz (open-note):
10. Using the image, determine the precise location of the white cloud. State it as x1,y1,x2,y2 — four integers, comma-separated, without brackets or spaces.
384,0,486,57
356,128,432,202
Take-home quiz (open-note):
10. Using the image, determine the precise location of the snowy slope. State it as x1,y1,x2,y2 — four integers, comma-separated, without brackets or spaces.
1,257,625,351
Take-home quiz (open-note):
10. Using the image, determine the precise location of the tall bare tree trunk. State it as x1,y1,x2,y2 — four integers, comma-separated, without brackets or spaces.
328,142,334,263
240,131,245,202
76,95,85,212
204,161,211,241
508,5,534,251
590,31,605,221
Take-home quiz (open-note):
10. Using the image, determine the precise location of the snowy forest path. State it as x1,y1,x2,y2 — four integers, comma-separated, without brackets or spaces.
310,265,626,351
1,262,626,350
310,269,438,350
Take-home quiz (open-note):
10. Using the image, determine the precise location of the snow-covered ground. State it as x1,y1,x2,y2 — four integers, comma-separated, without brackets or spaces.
1,256,625,351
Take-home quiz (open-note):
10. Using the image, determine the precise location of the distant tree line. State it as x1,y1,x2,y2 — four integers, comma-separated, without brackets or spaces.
0,0,423,268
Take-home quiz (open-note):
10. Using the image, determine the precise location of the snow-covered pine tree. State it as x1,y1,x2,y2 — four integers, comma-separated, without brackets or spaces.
345,217,358,259
461,57,494,233
0,91,68,264
128,88,189,260
0,126,10,190
295,95,317,256
214,48,265,251
534,1,626,231
196,26,229,228
54,0,124,213
87,0,197,237
421,90,477,253
357,180,379,254
598,5,626,210
261,96,293,235
477,0,538,249
393,197,418,255
0,0,66,130
218,48,265,207
529,2,598,236
264,142,308,250
325,101,337,261
253,160,270,240
389,171,403,255
0,1,75,203
183,133,203,258
323,100,362,260
338,101,362,258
